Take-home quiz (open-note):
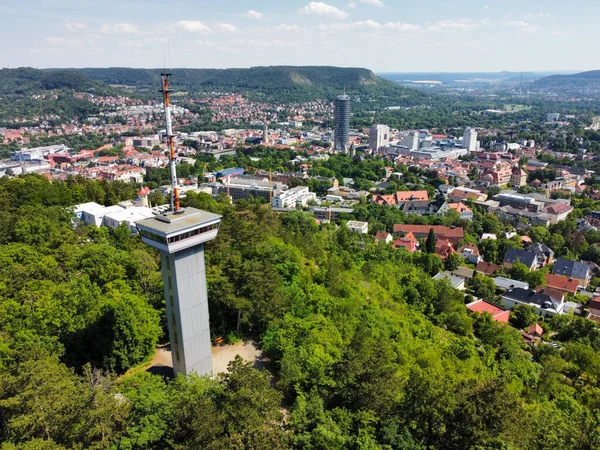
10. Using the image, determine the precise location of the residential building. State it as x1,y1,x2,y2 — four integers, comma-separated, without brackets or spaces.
587,298,600,323
392,231,419,252
372,190,429,206
334,94,350,152
476,261,501,276
494,277,529,291
467,300,511,323
459,244,481,264
463,128,478,152
449,202,473,220
545,274,579,295
541,203,574,223
369,124,390,151
511,166,527,187
375,231,393,244
311,207,354,222
393,224,464,245
503,248,537,271
552,258,591,287
271,186,316,209
449,188,487,203
526,243,554,268
347,221,368,234
433,272,466,290
452,267,475,280
501,288,565,317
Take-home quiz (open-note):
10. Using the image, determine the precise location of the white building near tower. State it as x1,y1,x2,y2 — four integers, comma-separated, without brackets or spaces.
463,128,479,152
369,124,390,151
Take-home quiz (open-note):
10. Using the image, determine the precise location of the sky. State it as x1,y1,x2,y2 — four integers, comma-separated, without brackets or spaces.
1,0,598,73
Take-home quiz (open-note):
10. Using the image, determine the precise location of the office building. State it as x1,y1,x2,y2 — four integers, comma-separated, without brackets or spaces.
400,132,419,151
271,186,317,209
137,208,221,376
369,124,390,151
334,94,350,152
463,128,478,152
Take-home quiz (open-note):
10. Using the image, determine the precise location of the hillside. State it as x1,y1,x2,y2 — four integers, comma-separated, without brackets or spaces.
532,70,600,91
75,66,428,103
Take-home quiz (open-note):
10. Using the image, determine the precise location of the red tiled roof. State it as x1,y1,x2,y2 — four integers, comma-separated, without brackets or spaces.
467,300,510,323
393,238,417,253
476,261,501,275
545,274,579,295
393,224,464,239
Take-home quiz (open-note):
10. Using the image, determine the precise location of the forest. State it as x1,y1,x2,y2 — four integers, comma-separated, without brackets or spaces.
1,173,600,449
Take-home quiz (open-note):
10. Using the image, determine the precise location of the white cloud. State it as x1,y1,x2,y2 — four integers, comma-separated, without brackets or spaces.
214,23,239,33
196,40,216,47
99,23,140,34
428,19,486,31
525,12,551,19
45,36,83,47
321,20,419,32
65,21,87,31
348,1,357,9
383,22,421,31
359,0,384,6
298,2,349,20
273,24,302,32
247,10,263,20
502,20,539,33
177,20,211,33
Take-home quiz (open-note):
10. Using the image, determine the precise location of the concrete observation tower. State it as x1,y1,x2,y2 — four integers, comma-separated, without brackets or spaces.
136,73,221,376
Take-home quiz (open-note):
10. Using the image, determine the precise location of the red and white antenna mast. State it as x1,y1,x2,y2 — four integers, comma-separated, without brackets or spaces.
160,72,180,212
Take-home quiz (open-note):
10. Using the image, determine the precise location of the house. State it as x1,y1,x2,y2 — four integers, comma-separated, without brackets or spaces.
467,299,511,323
541,203,573,223
393,224,464,245
480,233,497,240
525,243,554,268
448,202,473,220
503,248,537,271
393,231,419,252
545,274,579,296
528,323,544,338
476,261,501,276
393,237,418,253
347,221,369,234
510,166,527,187
453,267,475,280
459,244,482,264
494,277,529,291
552,258,591,287
375,231,393,244
587,298,600,323
501,288,565,317
435,239,456,260
433,272,466,291
449,188,487,203
372,190,429,206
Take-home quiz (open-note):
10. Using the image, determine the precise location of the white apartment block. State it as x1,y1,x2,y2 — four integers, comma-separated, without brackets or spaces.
369,124,390,151
272,186,317,209
463,128,479,152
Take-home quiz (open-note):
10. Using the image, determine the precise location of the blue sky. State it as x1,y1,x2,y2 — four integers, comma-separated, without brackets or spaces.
1,0,597,72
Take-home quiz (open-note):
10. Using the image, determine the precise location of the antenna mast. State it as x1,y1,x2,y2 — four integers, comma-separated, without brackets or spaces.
160,73,180,212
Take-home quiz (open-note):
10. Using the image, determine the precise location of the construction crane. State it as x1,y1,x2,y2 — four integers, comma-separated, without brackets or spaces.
245,166,273,204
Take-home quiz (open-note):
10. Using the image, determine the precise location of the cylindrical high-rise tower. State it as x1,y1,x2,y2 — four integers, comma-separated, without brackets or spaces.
334,94,350,152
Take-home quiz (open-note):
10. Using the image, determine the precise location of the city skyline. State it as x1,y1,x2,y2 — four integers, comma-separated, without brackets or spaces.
1,0,598,72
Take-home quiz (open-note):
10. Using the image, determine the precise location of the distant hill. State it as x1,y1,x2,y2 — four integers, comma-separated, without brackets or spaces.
0,67,104,95
74,66,428,103
532,70,600,90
